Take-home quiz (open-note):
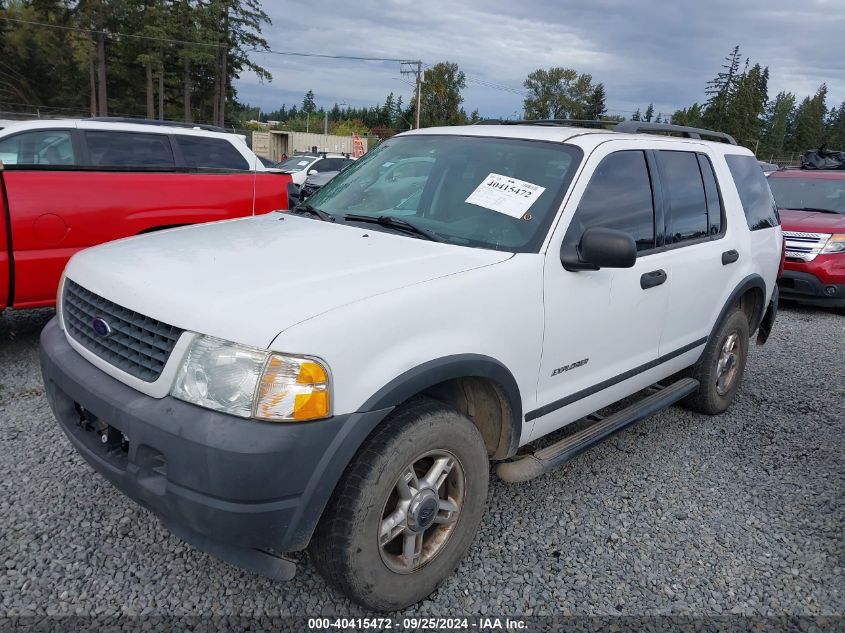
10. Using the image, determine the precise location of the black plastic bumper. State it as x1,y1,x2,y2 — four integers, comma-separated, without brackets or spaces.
39,317,391,579
778,270,845,307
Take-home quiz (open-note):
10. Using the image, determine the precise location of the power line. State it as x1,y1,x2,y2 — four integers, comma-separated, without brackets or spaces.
3,16,675,117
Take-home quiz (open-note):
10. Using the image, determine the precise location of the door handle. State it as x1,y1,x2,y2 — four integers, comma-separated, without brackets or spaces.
722,249,739,265
640,269,667,289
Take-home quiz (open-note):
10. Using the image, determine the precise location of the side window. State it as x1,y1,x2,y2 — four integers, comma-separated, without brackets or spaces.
657,150,708,244
0,130,76,166
176,135,249,170
725,154,780,230
315,158,346,172
85,131,174,168
564,150,656,252
697,154,724,236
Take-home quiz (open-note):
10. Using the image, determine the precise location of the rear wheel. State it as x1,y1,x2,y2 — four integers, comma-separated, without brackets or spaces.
682,309,750,414
309,398,489,611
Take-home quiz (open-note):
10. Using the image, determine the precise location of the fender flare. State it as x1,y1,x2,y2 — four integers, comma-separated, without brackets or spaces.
708,273,767,347
284,354,523,550
362,354,523,457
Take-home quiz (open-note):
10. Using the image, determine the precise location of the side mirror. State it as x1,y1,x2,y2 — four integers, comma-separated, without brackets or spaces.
561,227,637,271
308,169,318,176
287,182,301,208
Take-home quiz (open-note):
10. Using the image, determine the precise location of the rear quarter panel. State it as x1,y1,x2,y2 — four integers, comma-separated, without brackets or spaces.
6,170,282,309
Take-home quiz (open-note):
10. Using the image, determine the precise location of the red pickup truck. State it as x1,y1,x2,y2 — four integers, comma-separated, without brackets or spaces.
0,119,291,311
768,168,845,308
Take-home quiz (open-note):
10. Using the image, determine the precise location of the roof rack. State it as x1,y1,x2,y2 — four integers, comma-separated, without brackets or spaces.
614,121,737,145
87,117,228,134
474,118,738,145
475,119,616,129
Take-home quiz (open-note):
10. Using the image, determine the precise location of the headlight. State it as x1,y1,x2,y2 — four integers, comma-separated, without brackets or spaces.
171,335,331,422
821,234,845,254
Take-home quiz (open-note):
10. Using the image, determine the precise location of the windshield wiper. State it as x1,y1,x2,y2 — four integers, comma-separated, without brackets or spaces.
795,207,841,215
344,214,446,242
291,203,335,222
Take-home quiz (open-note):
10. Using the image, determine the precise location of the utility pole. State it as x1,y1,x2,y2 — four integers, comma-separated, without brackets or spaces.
401,61,424,129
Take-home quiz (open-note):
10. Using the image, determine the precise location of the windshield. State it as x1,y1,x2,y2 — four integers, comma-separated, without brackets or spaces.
275,156,317,172
305,135,582,252
769,175,845,214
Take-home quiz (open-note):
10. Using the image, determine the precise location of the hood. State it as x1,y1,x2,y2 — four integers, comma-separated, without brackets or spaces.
65,213,512,347
779,209,845,233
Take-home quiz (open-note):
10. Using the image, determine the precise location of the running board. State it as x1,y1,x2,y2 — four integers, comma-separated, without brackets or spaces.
496,378,699,483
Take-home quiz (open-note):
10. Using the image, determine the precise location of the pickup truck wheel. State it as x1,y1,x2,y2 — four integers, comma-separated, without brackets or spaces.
308,398,489,611
682,310,749,415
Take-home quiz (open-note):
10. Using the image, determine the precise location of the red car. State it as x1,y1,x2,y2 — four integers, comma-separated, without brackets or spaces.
768,168,845,308
0,119,292,311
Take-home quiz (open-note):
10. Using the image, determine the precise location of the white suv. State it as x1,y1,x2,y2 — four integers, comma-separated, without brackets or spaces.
273,152,354,186
40,121,782,611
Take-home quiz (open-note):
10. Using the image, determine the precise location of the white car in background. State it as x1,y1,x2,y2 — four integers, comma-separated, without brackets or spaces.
273,153,355,186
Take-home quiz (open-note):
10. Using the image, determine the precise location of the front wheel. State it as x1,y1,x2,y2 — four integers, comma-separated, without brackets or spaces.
309,398,489,611
682,309,750,414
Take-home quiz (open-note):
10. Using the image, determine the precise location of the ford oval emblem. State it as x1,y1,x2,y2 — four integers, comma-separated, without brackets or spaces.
91,317,112,337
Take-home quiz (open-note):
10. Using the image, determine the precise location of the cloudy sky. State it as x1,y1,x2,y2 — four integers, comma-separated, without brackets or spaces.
236,0,844,122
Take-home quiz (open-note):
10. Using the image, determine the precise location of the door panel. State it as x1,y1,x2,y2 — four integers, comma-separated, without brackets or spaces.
5,171,258,308
532,143,671,440
654,149,741,354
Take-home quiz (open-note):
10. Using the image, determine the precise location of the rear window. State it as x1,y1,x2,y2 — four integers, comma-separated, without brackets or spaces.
85,131,174,168
725,154,780,230
0,130,76,166
312,157,349,172
176,135,249,171
657,150,709,244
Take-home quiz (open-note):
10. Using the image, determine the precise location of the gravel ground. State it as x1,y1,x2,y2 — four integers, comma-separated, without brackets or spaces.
0,304,842,619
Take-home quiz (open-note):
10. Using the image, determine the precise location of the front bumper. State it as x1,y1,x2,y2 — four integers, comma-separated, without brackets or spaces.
39,318,391,579
777,270,845,307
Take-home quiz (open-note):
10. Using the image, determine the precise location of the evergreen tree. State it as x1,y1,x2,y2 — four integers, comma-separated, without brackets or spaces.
826,101,845,148
631,108,642,122
791,84,828,151
302,89,316,114
760,91,795,157
584,83,607,120
731,63,769,146
644,103,654,122
703,45,742,130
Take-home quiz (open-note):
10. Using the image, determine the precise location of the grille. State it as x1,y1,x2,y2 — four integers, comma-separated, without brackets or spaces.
783,230,831,262
63,280,183,382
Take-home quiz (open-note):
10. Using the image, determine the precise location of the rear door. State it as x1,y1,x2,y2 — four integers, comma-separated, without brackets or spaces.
656,148,742,354
0,127,82,308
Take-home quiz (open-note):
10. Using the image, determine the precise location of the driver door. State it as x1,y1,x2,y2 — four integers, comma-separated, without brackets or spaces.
531,143,672,440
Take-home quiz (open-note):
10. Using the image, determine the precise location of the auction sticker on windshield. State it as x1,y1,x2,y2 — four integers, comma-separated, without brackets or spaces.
465,173,546,219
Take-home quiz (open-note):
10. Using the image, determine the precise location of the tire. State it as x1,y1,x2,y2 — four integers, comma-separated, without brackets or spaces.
681,309,750,415
309,398,489,611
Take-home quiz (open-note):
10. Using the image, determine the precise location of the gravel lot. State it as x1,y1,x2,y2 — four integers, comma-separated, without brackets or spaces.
0,304,842,619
